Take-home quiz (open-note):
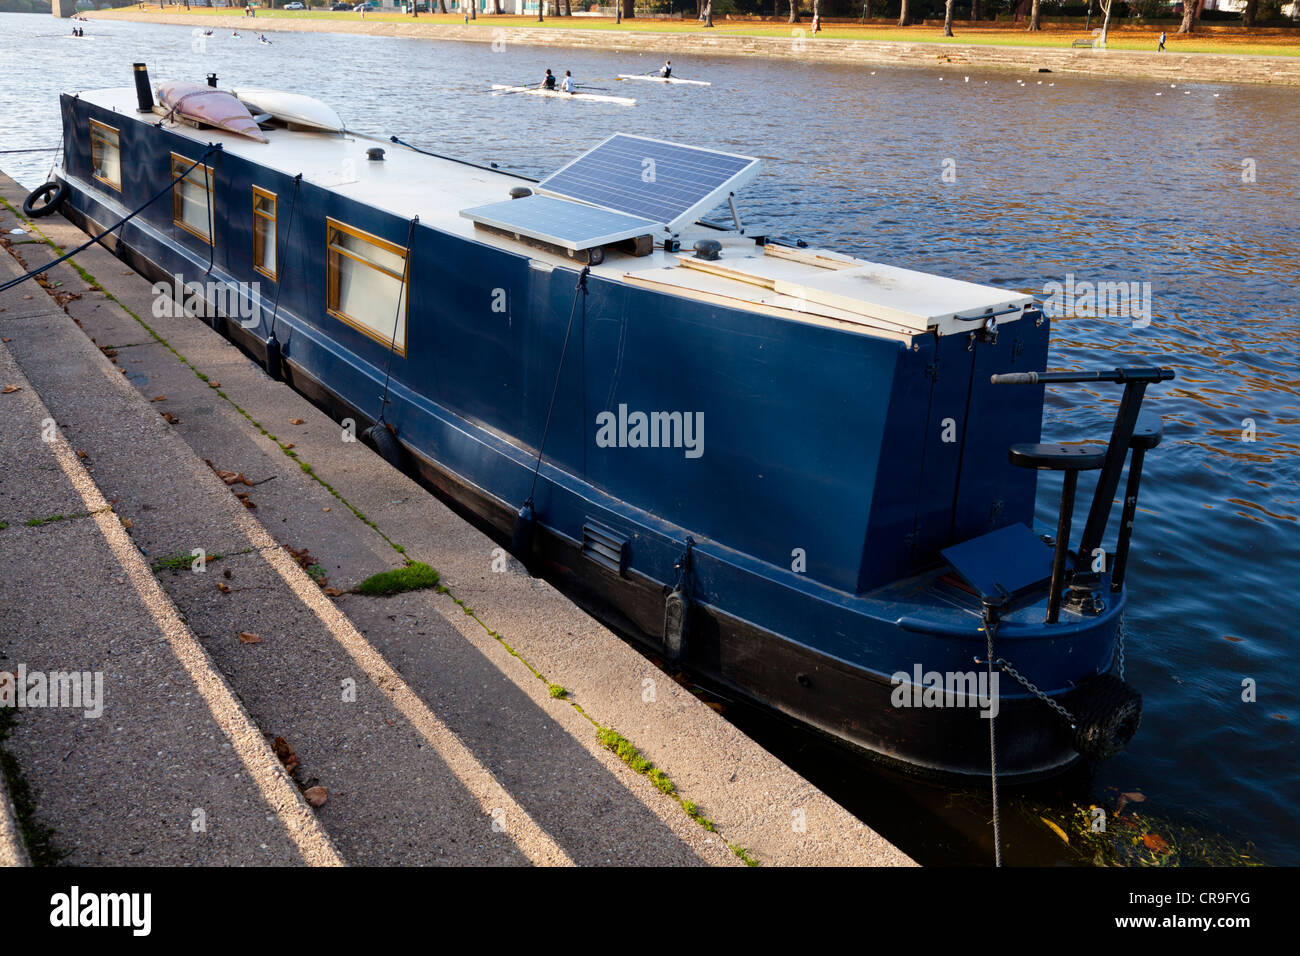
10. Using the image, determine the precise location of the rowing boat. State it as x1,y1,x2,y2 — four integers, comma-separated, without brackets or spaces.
616,74,711,87
155,81,268,143
490,84,636,106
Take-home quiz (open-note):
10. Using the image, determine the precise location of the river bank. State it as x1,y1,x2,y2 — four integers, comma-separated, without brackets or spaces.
86,10,1300,86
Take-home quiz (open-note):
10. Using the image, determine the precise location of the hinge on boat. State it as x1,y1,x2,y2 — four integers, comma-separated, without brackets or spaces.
581,521,629,576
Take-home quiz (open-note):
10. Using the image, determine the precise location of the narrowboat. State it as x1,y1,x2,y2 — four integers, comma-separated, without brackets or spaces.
29,67,1174,781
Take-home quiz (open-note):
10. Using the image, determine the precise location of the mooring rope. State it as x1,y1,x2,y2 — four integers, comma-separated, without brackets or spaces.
524,265,589,510
0,145,222,296
985,605,1003,868
265,173,302,343
374,215,419,426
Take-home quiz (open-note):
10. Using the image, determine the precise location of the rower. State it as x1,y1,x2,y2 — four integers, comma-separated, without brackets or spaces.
661,60,672,78
561,70,575,94
540,69,557,91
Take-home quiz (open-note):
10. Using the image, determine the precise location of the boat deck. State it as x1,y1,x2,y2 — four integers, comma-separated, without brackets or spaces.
79,86,1034,343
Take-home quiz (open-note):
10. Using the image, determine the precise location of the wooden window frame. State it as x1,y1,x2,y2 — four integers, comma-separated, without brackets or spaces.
324,217,409,357
170,152,214,243
252,186,277,281
89,119,121,192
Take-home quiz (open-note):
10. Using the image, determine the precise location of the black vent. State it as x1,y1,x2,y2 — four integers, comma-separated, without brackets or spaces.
582,522,629,576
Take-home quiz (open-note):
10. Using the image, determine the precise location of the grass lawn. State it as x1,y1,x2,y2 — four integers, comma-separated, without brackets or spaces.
93,10,1300,57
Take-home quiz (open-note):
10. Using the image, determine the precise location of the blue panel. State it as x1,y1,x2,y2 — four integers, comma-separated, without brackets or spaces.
462,195,660,250
540,134,757,227
941,523,1052,601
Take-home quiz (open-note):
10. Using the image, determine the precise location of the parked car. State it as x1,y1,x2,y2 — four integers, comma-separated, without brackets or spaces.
284,1,305,7
330,1,350,7
415,1,430,9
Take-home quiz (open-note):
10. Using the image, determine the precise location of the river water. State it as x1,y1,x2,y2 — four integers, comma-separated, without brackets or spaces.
2,12,1297,866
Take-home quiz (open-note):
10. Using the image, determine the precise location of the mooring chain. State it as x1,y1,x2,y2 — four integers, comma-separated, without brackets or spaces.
995,657,1078,729
1112,615,1127,681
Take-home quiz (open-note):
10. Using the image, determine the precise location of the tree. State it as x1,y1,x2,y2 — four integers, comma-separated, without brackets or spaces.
1178,0,1200,32
621,0,634,19
1242,0,1257,27
561,0,570,14
898,0,912,25
703,0,713,26
1027,0,1041,29
468,0,475,18
971,0,980,20
789,0,799,22
944,0,955,34
437,0,447,11
1099,0,1114,45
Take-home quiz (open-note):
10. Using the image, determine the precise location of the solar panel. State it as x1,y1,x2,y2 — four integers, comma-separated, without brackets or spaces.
538,134,761,234
460,195,661,252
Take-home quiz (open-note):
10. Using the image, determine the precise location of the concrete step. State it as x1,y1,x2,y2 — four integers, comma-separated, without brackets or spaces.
0,174,911,866
0,272,340,866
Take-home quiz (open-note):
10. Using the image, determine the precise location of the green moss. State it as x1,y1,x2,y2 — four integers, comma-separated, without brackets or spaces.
730,844,760,867
0,708,64,866
0,521,8,532
355,561,438,596
25,512,79,528
548,684,567,700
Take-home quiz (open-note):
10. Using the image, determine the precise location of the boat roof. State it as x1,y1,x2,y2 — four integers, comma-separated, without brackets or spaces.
76,86,1034,343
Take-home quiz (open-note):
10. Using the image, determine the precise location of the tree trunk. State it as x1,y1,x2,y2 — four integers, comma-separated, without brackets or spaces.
562,0,570,13
971,0,979,20
943,0,954,34
1027,0,1041,29
1099,0,1113,45
898,0,912,25
703,0,713,26
788,0,799,22
1178,0,1198,32
621,0,634,18
438,0,447,12
491,0,500,12
1241,0,1256,27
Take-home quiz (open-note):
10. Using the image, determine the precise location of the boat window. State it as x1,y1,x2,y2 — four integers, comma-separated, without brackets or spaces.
170,153,213,242
89,119,121,191
252,187,276,279
325,218,408,356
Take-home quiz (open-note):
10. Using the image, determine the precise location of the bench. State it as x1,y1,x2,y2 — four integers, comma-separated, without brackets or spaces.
1071,38,1095,48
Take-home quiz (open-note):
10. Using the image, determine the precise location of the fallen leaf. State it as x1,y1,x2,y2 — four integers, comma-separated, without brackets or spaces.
120,517,133,529
242,498,257,509
1040,817,1069,844
304,786,327,808
272,736,299,774
1,385,21,394
223,568,231,579
383,718,395,727
1,338,10,343
284,442,295,449
237,631,261,644
208,381,220,388
323,587,343,597
1122,791,1147,804
76,450,87,459
238,474,254,487
162,412,179,425
151,395,166,402
1142,833,1171,854
322,506,329,512
289,418,305,425
1224,635,1243,643
216,581,230,594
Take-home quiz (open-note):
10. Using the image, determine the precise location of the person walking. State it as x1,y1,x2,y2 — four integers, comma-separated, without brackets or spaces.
1158,31,1166,52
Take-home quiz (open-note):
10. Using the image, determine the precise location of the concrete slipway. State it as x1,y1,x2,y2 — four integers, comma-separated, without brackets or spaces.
0,169,912,867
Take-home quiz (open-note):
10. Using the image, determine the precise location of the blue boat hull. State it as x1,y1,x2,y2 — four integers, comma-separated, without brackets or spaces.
53,92,1132,779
